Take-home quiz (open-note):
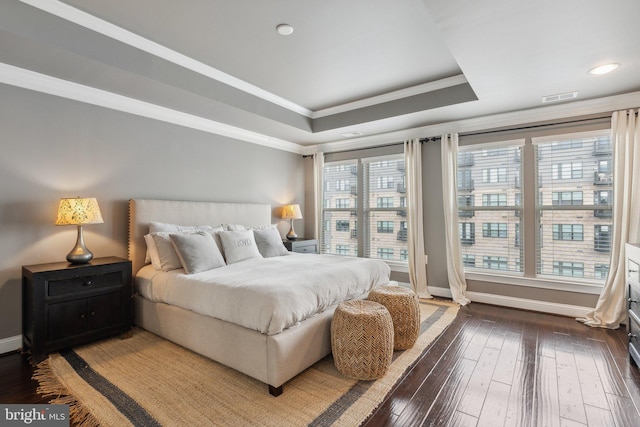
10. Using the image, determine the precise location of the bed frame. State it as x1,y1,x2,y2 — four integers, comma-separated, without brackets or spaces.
128,199,336,396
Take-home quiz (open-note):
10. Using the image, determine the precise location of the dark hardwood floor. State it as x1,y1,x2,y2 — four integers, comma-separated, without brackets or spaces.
2,302,639,426
365,301,640,427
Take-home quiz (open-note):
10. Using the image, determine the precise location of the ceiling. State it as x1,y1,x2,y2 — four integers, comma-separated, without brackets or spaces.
1,0,640,151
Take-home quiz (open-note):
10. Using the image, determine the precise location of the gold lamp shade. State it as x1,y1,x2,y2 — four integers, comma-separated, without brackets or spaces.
281,204,302,240
55,197,103,263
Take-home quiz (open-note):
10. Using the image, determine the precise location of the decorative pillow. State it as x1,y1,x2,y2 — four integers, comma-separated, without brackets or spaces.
208,226,226,255
253,228,288,258
144,234,162,270
150,232,184,271
219,230,263,264
146,222,214,264
170,232,226,274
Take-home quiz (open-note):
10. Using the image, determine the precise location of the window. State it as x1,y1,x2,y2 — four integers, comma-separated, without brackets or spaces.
535,131,613,281
483,223,507,238
553,261,584,278
336,180,350,191
336,220,350,232
552,224,583,241
377,176,394,189
552,162,583,179
552,191,583,206
482,194,507,206
322,154,407,264
463,254,476,267
377,221,394,233
482,167,507,183
335,198,350,208
377,197,393,208
456,129,612,285
459,222,475,245
377,248,394,259
336,245,350,255
483,256,508,270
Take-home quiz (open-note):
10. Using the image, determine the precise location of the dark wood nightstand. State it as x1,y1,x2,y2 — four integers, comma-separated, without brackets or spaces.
22,256,132,363
283,239,319,254
627,243,640,368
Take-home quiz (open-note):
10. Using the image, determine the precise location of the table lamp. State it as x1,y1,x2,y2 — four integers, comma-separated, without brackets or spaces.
281,204,302,240
55,197,104,263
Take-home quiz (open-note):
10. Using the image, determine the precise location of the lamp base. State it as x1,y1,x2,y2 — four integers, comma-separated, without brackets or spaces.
286,220,298,240
66,225,94,264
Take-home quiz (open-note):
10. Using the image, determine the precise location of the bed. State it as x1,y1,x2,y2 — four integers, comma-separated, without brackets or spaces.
128,199,391,396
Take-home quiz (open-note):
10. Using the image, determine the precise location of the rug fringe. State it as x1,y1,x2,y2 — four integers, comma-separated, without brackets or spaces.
33,359,102,427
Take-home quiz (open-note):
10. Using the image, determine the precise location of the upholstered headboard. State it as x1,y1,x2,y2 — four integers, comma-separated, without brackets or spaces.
128,199,272,275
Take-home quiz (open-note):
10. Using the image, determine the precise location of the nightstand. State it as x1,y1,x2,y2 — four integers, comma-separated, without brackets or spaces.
22,256,132,363
627,243,640,368
283,239,319,254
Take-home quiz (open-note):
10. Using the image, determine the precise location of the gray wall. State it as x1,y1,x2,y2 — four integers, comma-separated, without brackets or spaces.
0,84,305,340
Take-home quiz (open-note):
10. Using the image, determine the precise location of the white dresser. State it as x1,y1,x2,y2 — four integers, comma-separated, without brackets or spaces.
627,243,640,367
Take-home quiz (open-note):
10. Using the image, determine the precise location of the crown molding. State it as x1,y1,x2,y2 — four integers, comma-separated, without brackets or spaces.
311,75,468,118
0,62,304,154
307,91,640,155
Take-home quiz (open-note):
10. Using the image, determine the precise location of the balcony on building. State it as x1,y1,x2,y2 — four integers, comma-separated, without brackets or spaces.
594,172,613,185
397,229,407,242
594,238,611,253
460,236,475,245
397,161,406,172
458,208,474,218
458,179,474,192
350,186,358,195
458,152,475,167
350,165,357,175
397,210,407,217
593,140,613,156
351,229,357,239
397,183,406,193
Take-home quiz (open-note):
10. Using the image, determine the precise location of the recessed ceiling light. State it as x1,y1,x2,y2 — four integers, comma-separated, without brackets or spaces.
276,24,294,36
589,63,620,75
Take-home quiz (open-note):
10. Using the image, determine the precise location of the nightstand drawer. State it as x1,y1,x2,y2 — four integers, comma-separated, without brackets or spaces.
630,282,640,315
48,271,124,297
283,239,319,254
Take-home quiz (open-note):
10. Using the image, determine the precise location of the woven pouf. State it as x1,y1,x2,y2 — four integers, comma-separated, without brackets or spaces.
331,300,394,380
368,286,420,350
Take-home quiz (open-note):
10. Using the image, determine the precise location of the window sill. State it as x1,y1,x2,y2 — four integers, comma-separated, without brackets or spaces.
465,271,603,295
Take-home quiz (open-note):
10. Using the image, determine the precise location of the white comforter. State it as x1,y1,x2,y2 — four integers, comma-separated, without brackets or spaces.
136,254,391,335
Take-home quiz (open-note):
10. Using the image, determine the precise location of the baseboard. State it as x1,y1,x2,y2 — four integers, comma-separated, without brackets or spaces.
0,335,22,355
425,285,592,318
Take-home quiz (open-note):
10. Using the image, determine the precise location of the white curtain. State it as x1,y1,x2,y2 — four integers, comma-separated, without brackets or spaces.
404,139,431,298
441,133,471,305
580,109,640,328
312,152,325,242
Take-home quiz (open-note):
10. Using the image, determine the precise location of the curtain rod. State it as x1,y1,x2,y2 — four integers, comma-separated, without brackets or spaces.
304,113,618,157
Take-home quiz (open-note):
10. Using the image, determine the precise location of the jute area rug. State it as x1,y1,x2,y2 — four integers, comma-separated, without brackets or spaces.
34,300,459,427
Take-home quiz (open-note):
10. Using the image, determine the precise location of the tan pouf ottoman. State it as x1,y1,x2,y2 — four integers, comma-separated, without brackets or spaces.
331,300,394,380
368,286,420,350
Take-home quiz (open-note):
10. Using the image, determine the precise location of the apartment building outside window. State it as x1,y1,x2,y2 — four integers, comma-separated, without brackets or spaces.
456,129,613,287
322,153,408,266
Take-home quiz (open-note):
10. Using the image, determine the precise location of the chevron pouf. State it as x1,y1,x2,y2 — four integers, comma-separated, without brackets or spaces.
369,285,420,350
331,299,394,380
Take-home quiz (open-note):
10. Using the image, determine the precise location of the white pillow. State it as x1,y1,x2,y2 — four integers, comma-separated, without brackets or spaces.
144,234,162,270
170,232,226,274
253,228,288,258
150,232,184,271
219,230,263,264
145,222,214,264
